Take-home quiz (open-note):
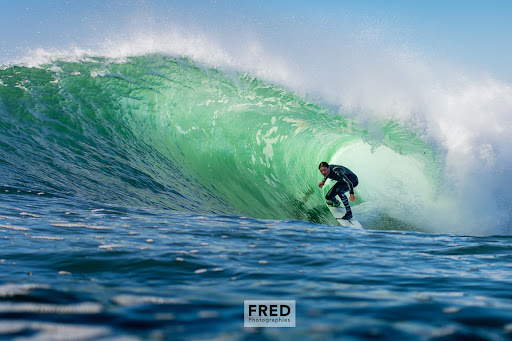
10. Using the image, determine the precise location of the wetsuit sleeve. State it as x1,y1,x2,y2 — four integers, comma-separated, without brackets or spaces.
334,168,354,194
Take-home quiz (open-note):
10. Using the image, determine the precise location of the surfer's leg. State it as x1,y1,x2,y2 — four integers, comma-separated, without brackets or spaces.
337,187,353,220
325,183,341,206
339,192,351,213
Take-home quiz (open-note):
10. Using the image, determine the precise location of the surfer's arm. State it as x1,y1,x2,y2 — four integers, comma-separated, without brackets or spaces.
341,173,357,201
339,173,357,201
318,176,328,188
333,169,355,195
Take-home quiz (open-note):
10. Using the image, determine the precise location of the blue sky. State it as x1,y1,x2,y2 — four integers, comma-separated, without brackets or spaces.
1,0,512,81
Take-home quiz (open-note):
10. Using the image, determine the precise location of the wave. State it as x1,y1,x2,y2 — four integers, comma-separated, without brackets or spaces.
0,53,510,235
0,55,438,228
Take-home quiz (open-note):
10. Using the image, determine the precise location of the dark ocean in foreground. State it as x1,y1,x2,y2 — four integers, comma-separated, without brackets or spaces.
1,55,512,340
2,194,512,340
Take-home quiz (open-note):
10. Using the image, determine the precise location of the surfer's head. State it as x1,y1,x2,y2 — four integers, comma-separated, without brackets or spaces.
318,162,330,177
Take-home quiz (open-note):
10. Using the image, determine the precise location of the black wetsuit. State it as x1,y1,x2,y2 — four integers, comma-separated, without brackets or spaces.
323,165,358,209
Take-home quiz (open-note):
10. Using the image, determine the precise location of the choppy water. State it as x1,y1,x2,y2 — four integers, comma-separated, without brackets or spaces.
1,55,512,340
2,194,512,340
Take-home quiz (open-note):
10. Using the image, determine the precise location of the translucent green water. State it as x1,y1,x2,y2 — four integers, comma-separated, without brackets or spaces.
0,54,440,229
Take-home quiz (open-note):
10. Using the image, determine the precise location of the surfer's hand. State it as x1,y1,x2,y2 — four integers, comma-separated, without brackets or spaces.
349,194,357,202
318,181,325,188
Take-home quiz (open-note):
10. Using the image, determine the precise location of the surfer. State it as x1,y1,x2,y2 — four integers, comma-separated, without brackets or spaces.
318,161,358,220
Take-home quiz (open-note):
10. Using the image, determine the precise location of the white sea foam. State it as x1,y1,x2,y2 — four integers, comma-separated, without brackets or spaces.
50,222,112,230
112,294,187,306
0,302,102,314
0,224,29,231
0,283,50,297
0,321,111,340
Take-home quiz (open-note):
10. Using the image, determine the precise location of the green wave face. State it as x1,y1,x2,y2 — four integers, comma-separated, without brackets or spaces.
0,55,439,227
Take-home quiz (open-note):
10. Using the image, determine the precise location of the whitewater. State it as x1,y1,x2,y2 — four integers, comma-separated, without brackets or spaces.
1,23,512,340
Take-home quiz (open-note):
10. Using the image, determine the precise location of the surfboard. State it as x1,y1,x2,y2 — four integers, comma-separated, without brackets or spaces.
326,204,363,229
322,180,363,229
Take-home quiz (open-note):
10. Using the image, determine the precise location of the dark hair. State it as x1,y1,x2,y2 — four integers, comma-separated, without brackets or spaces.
318,162,329,169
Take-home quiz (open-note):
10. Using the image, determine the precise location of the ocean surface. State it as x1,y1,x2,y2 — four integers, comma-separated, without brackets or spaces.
1,55,512,340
